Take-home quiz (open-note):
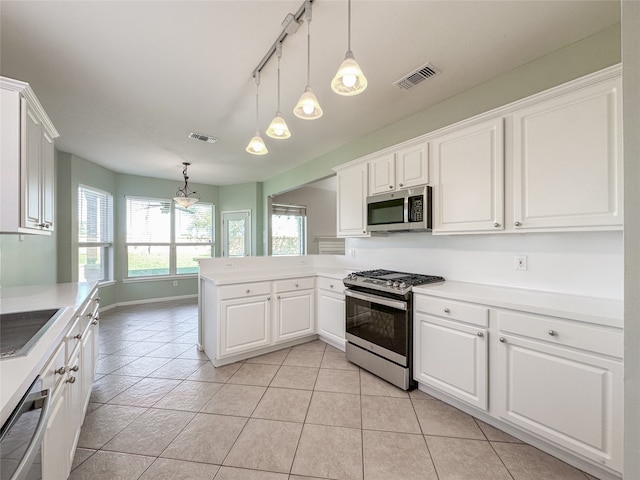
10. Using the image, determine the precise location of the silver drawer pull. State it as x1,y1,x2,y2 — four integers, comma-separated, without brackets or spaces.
73,333,82,340
494,222,500,227
55,366,66,375
70,365,79,372
548,330,557,336
443,308,450,313
92,319,99,325
245,289,251,294
86,313,93,319
295,283,299,288
515,221,522,227
66,376,76,384
499,337,506,343
477,332,484,337
330,284,334,288
277,295,281,300
267,296,271,301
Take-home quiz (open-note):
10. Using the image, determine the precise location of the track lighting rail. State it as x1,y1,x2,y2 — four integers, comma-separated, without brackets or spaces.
251,0,316,79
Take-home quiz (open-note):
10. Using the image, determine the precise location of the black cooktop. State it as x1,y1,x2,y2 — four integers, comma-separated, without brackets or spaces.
353,269,445,286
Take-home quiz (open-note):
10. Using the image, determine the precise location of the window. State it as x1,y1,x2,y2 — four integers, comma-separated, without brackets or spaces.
78,185,113,282
271,204,307,256
125,197,213,278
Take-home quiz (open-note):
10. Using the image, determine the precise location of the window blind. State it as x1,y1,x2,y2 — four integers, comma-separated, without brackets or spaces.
272,203,307,216
78,186,113,243
125,197,171,243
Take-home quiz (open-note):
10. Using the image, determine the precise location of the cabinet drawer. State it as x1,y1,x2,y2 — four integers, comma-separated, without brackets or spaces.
220,282,271,300
317,276,343,293
273,277,315,293
498,310,623,358
40,343,66,393
415,295,488,327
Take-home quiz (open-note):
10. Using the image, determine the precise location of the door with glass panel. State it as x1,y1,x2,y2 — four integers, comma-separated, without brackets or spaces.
222,210,251,257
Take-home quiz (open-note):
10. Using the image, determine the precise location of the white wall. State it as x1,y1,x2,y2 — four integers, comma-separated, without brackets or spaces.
346,231,623,300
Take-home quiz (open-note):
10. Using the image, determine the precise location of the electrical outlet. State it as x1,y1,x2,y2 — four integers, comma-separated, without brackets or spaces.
224,262,233,269
350,249,356,259
515,255,528,271
299,258,308,265
172,280,178,287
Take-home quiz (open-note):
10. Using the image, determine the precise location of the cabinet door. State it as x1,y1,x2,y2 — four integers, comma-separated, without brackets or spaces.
66,346,83,459
80,324,95,414
317,289,345,348
396,141,428,189
337,164,369,237
495,334,622,471
220,296,270,356
274,290,315,343
414,313,487,410
512,77,622,230
431,118,504,233
41,130,55,230
368,153,396,195
22,99,43,230
41,386,70,480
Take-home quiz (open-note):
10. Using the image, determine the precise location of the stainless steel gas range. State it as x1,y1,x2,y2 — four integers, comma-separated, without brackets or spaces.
343,269,445,390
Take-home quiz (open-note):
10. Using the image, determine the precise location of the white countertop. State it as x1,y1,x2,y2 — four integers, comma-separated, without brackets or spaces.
0,282,97,425
413,280,623,328
200,267,352,285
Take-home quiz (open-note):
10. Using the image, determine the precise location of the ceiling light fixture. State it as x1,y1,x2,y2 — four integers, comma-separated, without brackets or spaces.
331,0,367,96
173,162,200,208
246,73,268,155
294,1,323,120
266,43,291,139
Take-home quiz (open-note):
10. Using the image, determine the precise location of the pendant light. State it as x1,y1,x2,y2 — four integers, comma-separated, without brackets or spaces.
173,162,201,208
246,73,268,155
331,0,367,96
294,1,323,120
266,43,291,139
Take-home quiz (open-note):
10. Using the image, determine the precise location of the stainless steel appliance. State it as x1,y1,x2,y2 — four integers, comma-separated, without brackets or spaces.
344,269,444,390
366,186,432,233
0,377,51,480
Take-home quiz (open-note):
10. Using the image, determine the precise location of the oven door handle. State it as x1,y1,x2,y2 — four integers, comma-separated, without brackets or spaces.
345,289,407,311
7,387,52,480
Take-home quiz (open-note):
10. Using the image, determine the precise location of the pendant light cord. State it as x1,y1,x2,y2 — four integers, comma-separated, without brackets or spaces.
306,15,311,85
347,0,351,52
276,44,282,111
254,73,260,132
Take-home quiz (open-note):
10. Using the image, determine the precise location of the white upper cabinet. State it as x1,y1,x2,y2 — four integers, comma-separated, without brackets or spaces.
369,140,429,195
512,75,622,231
431,118,504,234
336,162,369,237
1,77,59,234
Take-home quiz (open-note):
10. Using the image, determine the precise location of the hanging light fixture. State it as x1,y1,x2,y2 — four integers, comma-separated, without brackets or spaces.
246,72,268,155
294,1,323,120
266,42,291,139
331,0,367,95
173,162,201,208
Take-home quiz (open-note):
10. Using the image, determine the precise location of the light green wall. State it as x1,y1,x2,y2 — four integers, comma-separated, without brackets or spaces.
262,23,621,198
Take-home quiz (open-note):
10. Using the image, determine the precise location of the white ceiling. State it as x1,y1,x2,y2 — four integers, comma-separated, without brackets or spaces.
0,1,620,186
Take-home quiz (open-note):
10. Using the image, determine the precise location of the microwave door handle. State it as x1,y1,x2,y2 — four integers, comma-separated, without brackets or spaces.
345,289,407,311
10,388,52,480
404,197,409,223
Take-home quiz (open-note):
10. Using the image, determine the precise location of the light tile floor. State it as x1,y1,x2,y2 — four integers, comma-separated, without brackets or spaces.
70,298,601,480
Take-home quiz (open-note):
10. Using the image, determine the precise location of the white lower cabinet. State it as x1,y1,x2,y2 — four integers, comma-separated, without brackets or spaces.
274,278,315,343
494,309,623,472
316,276,346,350
203,276,318,364
414,295,488,410
39,285,99,480
413,291,623,476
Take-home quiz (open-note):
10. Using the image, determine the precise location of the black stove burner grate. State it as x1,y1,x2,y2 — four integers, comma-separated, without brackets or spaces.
352,269,445,287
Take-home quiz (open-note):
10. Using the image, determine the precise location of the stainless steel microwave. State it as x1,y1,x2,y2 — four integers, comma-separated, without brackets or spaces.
366,186,432,233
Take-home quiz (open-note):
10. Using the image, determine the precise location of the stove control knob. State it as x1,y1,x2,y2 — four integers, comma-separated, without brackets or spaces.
386,280,393,286
399,282,407,289
392,281,400,288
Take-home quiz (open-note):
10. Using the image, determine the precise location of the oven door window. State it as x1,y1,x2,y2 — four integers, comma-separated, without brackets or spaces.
367,198,405,226
346,294,408,357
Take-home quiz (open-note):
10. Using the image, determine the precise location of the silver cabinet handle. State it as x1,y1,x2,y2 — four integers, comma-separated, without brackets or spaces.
295,283,299,288
389,185,393,189
66,376,76,384
55,366,66,375
74,333,82,340
515,221,522,227
399,183,404,187
86,313,93,319
499,337,506,343
277,295,281,299
548,330,556,336
477,332,484,337
329,284,334,288
245,289,251,294
267,296,271,301
92,319,99,325
443,308,450,313
96,297,101,304
494,222,500,227
70,365,79,372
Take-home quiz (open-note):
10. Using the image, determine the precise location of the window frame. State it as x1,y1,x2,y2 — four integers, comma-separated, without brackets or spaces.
124,196,214,280
271,203,307,256
77,184,114,284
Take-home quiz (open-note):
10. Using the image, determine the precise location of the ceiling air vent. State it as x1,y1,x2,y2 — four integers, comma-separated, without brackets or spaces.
393,63,440,90
188,132,218,144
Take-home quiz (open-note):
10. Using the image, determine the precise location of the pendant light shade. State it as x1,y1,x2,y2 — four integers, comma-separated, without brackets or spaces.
246,73,268,155
331,0,367,96
294,2,323,120
173,162,201,208
266,43,292,139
